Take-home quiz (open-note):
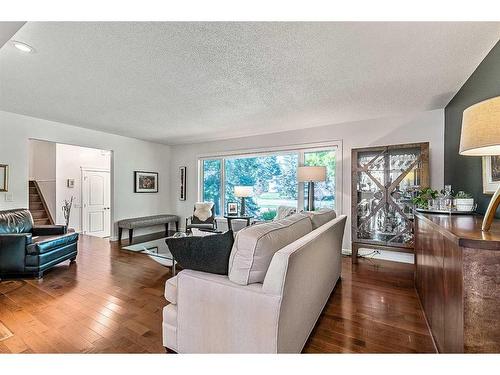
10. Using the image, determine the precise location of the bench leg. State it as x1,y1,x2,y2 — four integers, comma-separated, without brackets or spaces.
129,229,133,244
165,223,169,236
175,221,179,232
118,227,123,241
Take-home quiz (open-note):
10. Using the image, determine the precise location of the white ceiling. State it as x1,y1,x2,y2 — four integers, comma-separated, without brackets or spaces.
0,22,499,145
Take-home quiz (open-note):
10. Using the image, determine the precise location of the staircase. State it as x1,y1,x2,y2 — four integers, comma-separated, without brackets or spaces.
29,180,54,225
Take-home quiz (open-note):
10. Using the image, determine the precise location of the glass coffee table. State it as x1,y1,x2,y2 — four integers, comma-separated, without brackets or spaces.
122,237,177,275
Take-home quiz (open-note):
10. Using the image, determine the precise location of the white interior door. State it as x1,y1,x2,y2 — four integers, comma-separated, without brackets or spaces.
82,169,110,237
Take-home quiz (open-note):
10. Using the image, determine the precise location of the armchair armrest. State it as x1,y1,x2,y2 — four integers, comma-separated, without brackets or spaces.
0,233,32,274
32,225,67,236
175,269,281,353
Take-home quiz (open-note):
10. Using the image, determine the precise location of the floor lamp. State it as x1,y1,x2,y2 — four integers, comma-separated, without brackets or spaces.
297,166,326,211
459,96,500,231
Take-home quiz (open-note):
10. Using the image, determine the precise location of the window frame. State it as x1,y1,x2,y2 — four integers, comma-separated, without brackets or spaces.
197,141,343,216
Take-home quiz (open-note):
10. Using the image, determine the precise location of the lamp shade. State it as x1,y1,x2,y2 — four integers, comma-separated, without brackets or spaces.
459,96,500,156
297,166,327,182
234,185,253,197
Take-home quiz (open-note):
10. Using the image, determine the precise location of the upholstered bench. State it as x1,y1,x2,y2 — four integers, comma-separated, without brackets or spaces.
117,214,179,243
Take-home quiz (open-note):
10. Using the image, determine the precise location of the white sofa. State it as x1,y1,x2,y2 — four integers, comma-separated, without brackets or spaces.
162,211,347,353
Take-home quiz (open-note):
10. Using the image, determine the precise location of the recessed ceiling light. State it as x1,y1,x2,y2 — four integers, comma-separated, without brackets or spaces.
12,41,35,53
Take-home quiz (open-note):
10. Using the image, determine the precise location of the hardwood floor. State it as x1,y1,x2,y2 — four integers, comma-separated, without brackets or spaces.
0,234,435,353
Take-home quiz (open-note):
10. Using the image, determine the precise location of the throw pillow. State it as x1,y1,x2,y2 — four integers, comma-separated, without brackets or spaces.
228,213,312,285
193,202,214,222
274,206,297,221
305,208,337,229
165,230,234,275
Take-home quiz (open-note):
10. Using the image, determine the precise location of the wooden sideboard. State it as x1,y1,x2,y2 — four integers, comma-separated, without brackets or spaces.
414,212,500,353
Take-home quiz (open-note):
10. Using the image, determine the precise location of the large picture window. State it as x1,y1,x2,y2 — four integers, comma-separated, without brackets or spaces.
199,144,340,219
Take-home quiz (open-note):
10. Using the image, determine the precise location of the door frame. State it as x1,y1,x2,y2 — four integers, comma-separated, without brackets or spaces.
81,167,112,237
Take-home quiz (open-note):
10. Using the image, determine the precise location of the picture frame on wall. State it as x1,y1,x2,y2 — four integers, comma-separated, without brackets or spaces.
179,166,186,201
227,202,238,215
134,171,158,193
482,156,500,194
0,164,8,192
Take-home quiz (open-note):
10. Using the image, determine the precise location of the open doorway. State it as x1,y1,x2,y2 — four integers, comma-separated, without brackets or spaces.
28,140,112,238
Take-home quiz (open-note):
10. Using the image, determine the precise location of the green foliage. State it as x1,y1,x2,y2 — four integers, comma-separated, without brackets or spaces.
412,187,438,209
454,190,473,199
202,159,222,214
261,210,277,221
202,149,337,219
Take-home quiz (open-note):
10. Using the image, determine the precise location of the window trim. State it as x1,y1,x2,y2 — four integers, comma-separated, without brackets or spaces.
197,140,343,216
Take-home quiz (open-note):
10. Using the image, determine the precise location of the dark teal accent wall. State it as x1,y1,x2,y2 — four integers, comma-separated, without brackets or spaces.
444,40,500,217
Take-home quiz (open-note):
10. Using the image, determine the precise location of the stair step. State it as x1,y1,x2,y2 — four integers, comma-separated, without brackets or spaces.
29,202,44,210
34,219,50,225
29,194,41,202
29,187,37,194
31,210,48,219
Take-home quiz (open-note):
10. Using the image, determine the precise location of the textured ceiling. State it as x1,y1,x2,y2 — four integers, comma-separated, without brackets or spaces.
0,22,499,145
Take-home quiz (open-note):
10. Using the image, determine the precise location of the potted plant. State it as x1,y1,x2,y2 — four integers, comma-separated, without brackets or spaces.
412,188,439,209
454,191,475,212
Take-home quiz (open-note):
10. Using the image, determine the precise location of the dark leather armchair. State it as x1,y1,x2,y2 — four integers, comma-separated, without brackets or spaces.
0,209,78,279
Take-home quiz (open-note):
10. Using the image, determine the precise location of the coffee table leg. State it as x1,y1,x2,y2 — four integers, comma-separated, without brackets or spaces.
227,218,232,231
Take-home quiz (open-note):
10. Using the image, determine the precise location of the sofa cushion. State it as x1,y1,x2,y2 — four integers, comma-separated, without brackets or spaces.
228,213,312,285
0,209,34,234
27,232,79,255
165,276,178,304
305,208,337,229
166,230,234,275
163,303,178,326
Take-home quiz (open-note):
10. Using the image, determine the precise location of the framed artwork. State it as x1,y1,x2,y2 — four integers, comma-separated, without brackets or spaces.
482,156,500,194
0,164,8,192
227,202,238,215
134,171,158,193
179,166,187,201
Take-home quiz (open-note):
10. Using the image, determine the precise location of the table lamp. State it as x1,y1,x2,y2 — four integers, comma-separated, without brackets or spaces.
234,186,253,216
459,96,500,231
297,166,326,211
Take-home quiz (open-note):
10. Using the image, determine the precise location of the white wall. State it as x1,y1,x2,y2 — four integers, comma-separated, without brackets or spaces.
169,109,445,257
0,110,171,239
28,139,57,219
55,143,111,231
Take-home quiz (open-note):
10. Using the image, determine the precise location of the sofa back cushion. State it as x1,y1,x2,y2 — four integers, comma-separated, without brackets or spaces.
0,209,34,234
305,208,336,230
228,213,312,285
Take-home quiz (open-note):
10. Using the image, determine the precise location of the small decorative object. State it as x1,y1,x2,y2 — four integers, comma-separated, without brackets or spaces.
179,166,186,201
0,164,8,192
454,191,475,212
459,96,500,231
297,166,326,211
234,186,253,216
67,178,75,188
442,185,455,211
227,202,238,215
482,155,500,194
134,171,158,193
412,188,439,209
62,196,74,228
